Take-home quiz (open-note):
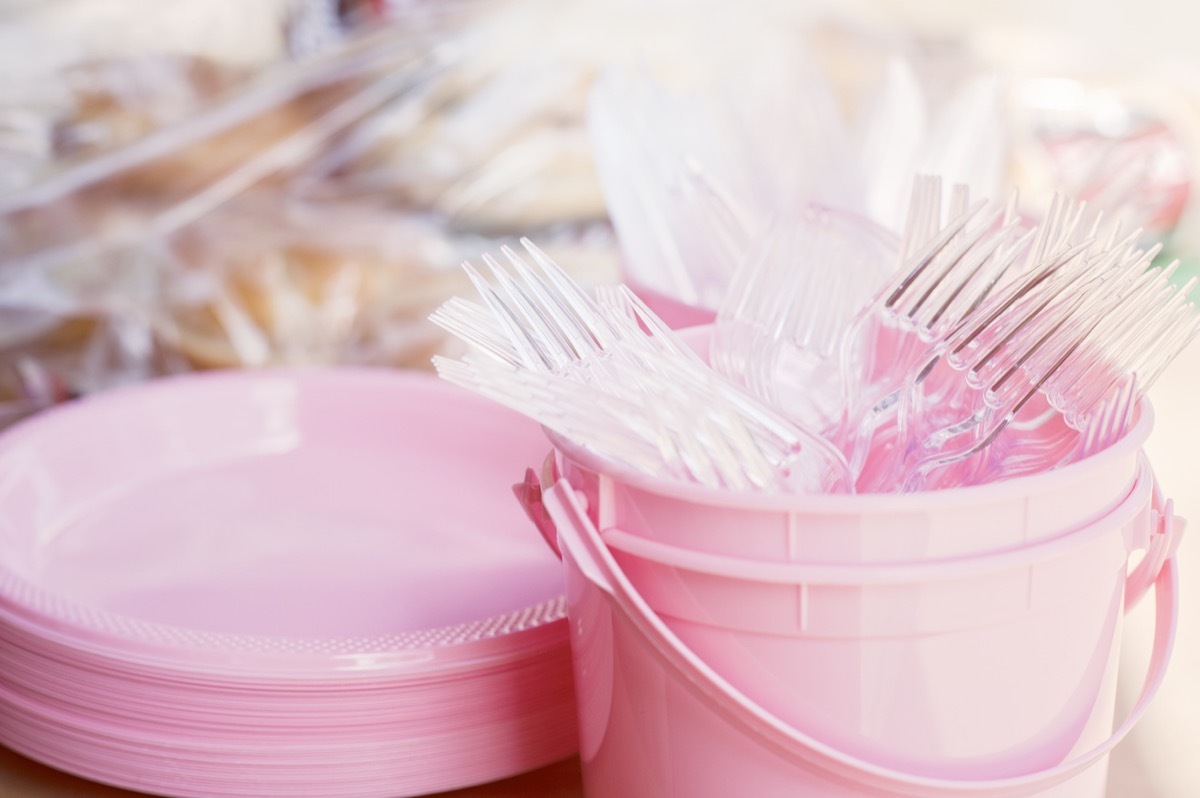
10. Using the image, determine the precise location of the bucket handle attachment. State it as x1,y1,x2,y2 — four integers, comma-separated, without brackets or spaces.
514,457,563,559
1125,476,1184,608
519,450,1183,797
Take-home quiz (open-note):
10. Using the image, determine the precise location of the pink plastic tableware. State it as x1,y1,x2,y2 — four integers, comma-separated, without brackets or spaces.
601,456,1161,776
533,455,1180,798
0,368,578,797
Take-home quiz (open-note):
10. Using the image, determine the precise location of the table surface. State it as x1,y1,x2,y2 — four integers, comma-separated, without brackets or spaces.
0,749,587,797
1,343,1196,798
0,733,1172,797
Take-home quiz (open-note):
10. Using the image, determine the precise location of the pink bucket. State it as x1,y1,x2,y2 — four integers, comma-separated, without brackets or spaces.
513,325,1183,795
526,457,1180,797
599,456,1162,776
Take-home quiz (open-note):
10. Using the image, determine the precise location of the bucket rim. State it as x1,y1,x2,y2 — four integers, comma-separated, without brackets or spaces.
599,455,1153,584
545,398,1153,514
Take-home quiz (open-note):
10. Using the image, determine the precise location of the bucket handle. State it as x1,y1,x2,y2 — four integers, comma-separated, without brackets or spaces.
518,450,1183,797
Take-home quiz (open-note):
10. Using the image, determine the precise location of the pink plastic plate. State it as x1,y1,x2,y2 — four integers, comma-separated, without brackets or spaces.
0,368,567,675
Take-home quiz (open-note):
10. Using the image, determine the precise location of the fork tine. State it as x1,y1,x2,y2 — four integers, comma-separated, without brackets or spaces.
519,237,626,348
884,197,994,311
1052,277,1197,427
1087,376,1137,454
1026,193,1088,265
1104,375,1138,449
1139,301,1200,387
915,219,1027,332
989,242,1156,389
1044,263,1179,414
943,225,1038,324
1001,186,1021,225
949,235,1139,416
983,288,1096,409
1113,275,1198,380
985,250,1179,416
999,254,1190,427
460,261,552,371
901,213,1004,315
947,182,971,220
500,244,596,361
428,296,518,366
480,252,575,371
946,238,1093,368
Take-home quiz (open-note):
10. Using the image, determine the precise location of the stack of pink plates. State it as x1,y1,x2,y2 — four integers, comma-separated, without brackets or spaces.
0,369,576,797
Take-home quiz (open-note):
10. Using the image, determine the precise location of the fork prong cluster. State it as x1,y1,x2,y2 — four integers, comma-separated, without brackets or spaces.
434,171,1198,495
431,239,855,493
857,180,1198,491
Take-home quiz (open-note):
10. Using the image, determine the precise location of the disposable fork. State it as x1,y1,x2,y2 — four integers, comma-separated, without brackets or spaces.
840,184,1123,483
878,243,1197,492
989,375,1141,483
849,237,1095,491
1074,376,1139,460
430,238,855,493
432,242,709,389
709,208,896,430
1042,264,1197,427
835,176,1038,477
434,353,774,490
870,269,1112,491
435,315,840,493
951,375,1135,488
587,67,743,309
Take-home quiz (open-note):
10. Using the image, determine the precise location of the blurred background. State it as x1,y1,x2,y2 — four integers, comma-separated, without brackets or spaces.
5,0,1198,393
0,1,1196,796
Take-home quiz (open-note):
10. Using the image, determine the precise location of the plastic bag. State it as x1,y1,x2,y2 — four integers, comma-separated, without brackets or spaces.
0,3,620,428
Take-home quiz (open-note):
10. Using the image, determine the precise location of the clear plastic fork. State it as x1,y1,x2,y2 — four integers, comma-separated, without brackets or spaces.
709,207,897,430
834,176,1036,478
1075,376,1139,460
879,241,1197,492
430,238,855,493
958,375,1137,487
434,352,777,491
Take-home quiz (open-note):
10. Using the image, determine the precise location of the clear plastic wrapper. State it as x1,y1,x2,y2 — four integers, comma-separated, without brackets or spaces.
0,2,621,428
6,0,899,428
0,55,250,195
0,0,326,195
